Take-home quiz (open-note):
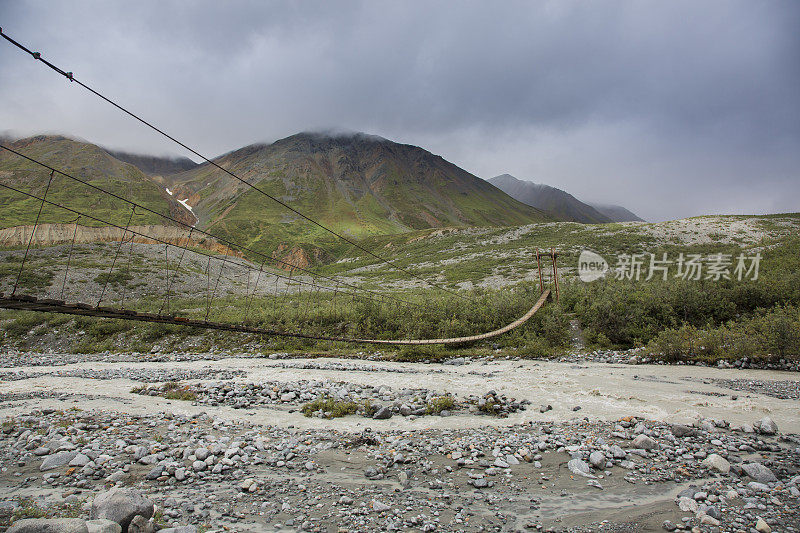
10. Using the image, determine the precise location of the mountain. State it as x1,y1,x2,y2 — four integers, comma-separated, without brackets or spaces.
0,135,195,229
105,150,198,177
488,174,612,224
164,132,552,256
0,132,553,268
589,203,644,222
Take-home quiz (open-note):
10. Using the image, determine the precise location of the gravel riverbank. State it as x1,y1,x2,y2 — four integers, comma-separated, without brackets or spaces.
1,354,798,532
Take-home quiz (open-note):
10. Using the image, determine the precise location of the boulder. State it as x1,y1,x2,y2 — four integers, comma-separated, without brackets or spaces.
371,500,391,512
670,424,697,438
589,451,606,469
567,458,595,478
90,489,154,532
757,417,778,435
372,407,392,420
8,519,89,533
40,451,79,471
701,453,730,474
742,463,778,484
676,497,698,513
69,454,91,468
631,434,658,450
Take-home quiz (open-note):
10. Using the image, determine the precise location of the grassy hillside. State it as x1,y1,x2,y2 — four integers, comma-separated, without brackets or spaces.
166,133,552,256
0,136,193,229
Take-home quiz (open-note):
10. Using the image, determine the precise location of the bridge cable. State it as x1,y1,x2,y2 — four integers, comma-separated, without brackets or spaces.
12,170,54,296
0,28,467,302
0,180,393,310
60,216,81,301
0,144,420,309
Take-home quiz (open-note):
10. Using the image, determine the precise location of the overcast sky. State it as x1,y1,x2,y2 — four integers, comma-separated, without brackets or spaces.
1,1,798,221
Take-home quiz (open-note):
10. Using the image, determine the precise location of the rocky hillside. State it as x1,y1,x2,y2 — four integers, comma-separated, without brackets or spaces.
164,133,552,254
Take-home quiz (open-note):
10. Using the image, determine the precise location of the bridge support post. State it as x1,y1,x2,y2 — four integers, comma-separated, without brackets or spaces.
550,247,560,303
536,248,544,295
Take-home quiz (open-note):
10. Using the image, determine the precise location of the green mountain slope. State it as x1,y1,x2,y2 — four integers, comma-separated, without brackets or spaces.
488,174,612,224
165,132,552,254
0,135,194,230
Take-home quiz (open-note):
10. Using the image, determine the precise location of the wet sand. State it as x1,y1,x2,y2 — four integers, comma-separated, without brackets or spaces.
1,356,797,432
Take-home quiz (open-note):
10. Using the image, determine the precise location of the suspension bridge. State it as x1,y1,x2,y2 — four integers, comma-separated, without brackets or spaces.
0,28,558,345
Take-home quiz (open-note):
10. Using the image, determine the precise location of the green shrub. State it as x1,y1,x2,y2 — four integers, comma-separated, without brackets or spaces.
301,396,360,418
425,395,456,414
646,306,800,362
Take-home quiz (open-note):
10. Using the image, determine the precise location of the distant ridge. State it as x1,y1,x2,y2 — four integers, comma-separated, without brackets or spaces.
106,149,198,176
488,174,612,224
589,203,644,222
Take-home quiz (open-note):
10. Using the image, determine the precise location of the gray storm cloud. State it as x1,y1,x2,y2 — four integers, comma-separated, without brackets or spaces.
1,0,798,220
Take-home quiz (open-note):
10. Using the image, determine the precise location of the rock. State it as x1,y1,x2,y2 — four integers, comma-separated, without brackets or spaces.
372,407,392,420
107,471,126,484
126,515,153,533
40,451,79,471
69,454,91,467
157,528,196,533
748,481,770,492
364,466,381,479
493,458,509,468
398,470,410,489
631,434,658,450
567,459,595,478
192,460,206,472
662,520,677,531
371,500,391,512
174,468,186,481
755,518,771,533
144,466,162,480
280,392,296,402
609,445,626,459
194,447,209,461
539,404,552,413
8,519,89,533
471,478,488,488
239,478,257,492
701,453,730,474
90,489,154,532
676,497,698,513
742,462,778,483
757,417,778,435
670,424,696,438
85,520,122,533
589,451,605,469
699,514,719,526
338,496,354,505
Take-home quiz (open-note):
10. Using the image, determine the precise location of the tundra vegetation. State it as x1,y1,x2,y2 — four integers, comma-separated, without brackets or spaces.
1,218,798,365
